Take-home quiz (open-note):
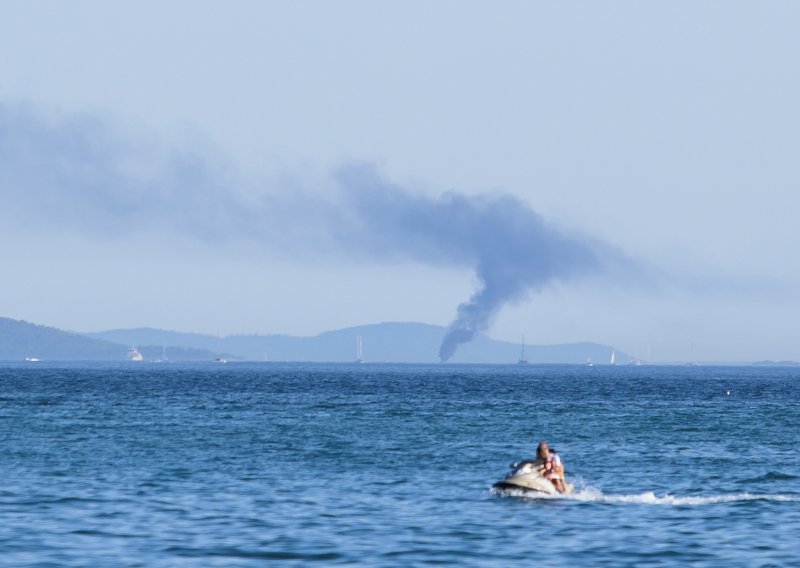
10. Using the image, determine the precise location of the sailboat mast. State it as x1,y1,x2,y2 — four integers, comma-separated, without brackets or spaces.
355,335,364,362
517,334,529,364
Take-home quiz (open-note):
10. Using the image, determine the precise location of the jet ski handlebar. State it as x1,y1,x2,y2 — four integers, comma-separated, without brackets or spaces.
510,459,541,469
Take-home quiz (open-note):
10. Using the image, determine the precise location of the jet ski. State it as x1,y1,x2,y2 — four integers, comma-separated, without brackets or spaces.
493,460,574,495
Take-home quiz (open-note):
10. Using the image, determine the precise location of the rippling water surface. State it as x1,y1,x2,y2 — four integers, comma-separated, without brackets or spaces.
1,363,799,566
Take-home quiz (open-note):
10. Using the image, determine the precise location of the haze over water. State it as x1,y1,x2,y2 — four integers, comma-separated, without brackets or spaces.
2,362,798,566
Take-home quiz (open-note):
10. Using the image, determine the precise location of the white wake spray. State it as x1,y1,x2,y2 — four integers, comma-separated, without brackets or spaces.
494,485,799,506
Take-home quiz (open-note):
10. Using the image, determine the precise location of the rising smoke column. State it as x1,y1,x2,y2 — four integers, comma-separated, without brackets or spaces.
1,105,618,361
333,165,608,361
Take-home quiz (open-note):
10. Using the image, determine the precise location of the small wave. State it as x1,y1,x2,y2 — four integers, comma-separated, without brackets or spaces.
165,546,341,561
70,529,145,538
2,496,109,507
740,471,798,483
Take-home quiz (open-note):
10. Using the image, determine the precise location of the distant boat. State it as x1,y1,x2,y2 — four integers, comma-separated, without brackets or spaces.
214,357,228,363
25,356,40,362
355,335,366,364
687,342,697,366
517,335,528,365
128,347,143,362
610,350,616,365
586,357,593,367
153,344,169,363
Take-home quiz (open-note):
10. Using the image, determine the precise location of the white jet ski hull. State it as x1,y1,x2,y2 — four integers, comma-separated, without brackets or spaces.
493,462,573,495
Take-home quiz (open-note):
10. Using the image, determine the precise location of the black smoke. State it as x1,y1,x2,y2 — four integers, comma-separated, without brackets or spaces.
1,103,623,360
332,166,609,360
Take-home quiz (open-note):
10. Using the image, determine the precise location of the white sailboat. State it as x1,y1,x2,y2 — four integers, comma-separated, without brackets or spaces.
153,344,169,363
686,341,697,366
355,336,366,364
517,335,528,365
610,350,617,365
586,357,593,367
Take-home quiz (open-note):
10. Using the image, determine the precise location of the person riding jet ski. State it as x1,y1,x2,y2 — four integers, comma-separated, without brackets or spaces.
493,441,573,495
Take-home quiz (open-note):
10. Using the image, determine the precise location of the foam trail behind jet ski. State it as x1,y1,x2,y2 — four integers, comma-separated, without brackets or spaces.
498,487,800,505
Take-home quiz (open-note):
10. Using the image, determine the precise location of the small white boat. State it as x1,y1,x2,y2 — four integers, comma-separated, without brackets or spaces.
25,356,40,362
128,347,143,362
586,357,593,367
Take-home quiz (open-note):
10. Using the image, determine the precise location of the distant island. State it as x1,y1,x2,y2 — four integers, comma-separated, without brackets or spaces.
0,317,229,362
0,316,625,364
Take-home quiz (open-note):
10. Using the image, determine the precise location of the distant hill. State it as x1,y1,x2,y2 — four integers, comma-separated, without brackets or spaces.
0,316,629,364
84,328,230,354
0,317,126,360
85,322,627,364
0,317,227,361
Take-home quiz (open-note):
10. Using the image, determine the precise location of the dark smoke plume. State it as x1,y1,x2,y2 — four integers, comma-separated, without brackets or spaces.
332,166,610,360
1,104,623,360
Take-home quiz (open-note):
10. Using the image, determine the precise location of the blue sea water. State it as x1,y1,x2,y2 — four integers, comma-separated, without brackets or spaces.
1,362,799,566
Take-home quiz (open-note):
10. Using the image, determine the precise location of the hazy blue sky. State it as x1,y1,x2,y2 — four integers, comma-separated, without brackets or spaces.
1,1,798,361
